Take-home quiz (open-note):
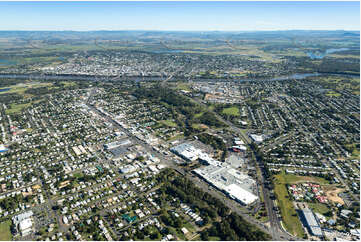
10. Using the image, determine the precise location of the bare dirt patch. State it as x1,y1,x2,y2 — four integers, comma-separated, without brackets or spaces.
198,124,209,129
325,187,345,205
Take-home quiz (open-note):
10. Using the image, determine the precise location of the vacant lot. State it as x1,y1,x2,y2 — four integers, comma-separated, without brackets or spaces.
324,187,345,205
0,220,12,241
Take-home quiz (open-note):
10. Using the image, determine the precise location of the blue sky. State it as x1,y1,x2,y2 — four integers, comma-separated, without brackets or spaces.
0,1,359,31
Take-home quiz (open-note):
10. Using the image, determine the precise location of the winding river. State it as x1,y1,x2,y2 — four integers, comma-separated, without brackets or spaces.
0,72,358,83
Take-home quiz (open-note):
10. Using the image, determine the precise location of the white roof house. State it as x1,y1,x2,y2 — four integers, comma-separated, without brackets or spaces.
240,121,247,126
63,216,69,225
234,140,245,145
181,227,189,234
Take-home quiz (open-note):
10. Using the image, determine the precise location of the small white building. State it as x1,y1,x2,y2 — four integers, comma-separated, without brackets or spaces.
250,134,263,143
181,227,189,234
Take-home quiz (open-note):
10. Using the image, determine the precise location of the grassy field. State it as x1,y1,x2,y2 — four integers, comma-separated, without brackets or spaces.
73,172,84,179
309,76,360,95
352,148,360,159
344,143,360,160
222,106,240,116
207,104,215,111
307,202,331,217
191,123,208,130
352,90,360,95
326,91,341,97
273,172,305,237
176,82,192,92
194,112,204,118
5,102,32,114
273,171,331,236
183,222,196,233
0,82,52,96
280,172,330,185
0,220,12,241
208,236,221,241
16,56,62,65
62,81,77,87
160,120,177,127
0,85,27,95
167,134,184,142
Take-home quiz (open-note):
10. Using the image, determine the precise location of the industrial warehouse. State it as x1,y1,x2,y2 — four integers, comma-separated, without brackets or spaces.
300,208,323,238
193,165,258,205
171,142,258,206
170,142,222,166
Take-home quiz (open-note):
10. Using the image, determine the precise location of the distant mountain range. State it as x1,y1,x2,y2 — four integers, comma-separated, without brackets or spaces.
0,30,359,41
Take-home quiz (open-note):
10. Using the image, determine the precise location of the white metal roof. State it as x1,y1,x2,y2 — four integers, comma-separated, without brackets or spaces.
225,183,258,205
19,218,32,231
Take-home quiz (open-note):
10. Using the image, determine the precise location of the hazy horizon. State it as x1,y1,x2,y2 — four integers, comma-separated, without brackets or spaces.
0,29,359,32
0,1,359,31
